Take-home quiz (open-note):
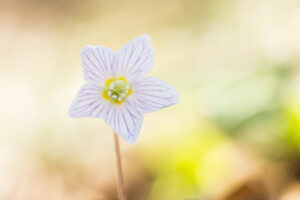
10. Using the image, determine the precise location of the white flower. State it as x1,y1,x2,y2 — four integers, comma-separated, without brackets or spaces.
69,34,179,143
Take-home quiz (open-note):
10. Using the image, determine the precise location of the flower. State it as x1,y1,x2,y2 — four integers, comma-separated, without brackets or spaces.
69,34,178,143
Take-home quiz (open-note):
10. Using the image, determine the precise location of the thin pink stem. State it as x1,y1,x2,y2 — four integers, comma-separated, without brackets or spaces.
113,132,126,200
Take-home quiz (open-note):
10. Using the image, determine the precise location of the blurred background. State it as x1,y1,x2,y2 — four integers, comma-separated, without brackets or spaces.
1,0,300,199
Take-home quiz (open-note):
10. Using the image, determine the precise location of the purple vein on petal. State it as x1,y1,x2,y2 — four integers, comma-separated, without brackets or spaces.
96,48,108,74
94,104,106,117
127,45,146,75
122,112,131,139
82,62,100,76
91,49,106,75
83,53,100,72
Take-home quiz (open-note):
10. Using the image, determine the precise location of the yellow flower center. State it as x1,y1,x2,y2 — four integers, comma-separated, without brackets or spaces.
102,77,132,104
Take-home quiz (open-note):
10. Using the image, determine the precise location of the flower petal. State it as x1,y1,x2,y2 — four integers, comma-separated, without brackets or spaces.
103,102,144,143
69,83,108,118
81,45,115,86
129,76,179,113
114,34,154,81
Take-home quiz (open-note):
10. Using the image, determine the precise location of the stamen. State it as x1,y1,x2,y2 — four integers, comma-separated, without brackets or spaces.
110,82,114,89
103,77,131,104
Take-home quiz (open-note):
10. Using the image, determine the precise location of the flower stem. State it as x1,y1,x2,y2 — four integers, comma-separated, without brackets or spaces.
113,132,126,200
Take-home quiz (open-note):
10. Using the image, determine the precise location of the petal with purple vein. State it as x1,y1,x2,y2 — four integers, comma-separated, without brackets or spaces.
81,45,115,86
69,83,109,118
129,76,179,113
114,34,154,81
103,102,143,143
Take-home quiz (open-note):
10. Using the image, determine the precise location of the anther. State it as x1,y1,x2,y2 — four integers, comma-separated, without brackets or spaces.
110,82,114,89
112,94,117,99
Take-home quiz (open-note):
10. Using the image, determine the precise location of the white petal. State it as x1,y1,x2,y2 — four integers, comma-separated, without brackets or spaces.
81,46,115,85
103,103,143,143
128,76,179,113
69,83,108,118
114,34,154,81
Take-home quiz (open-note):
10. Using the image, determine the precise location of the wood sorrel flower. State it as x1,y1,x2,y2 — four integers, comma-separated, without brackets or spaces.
69,34,178,143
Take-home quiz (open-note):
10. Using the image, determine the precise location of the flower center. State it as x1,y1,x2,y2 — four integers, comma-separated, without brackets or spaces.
102,77,132,104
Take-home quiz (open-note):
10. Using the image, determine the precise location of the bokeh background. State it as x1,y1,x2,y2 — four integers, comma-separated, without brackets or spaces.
1,0,300,199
